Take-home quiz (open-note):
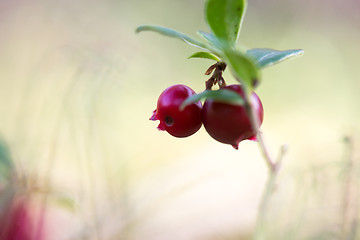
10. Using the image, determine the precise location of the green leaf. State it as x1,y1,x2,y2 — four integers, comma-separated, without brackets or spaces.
205,0,247,46
197,31,222,48
246,48,304,68
180,89,244,110
223,48,260,91
136,25,216,53
188,52,221,61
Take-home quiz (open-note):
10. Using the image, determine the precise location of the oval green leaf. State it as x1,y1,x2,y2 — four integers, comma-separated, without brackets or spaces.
136,25,216,53
246,48,304,68
223,48,260,92
205,0,247,46
188,52,221,61
197,31,222,49
180,89,244,110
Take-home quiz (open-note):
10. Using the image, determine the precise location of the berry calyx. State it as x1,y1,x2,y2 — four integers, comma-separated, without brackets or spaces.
150,84,202,138
201,84,264,149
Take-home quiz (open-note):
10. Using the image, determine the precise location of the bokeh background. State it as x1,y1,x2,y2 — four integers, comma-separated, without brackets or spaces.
0,0,360,239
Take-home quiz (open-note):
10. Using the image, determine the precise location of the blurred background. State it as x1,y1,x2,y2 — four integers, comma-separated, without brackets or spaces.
0,0,360,239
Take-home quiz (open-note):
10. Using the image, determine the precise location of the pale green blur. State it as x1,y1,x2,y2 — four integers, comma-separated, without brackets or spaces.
0,0,359,239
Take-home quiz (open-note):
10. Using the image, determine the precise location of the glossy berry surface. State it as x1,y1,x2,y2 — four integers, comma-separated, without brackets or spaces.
150,84,202,138
201,85,264,149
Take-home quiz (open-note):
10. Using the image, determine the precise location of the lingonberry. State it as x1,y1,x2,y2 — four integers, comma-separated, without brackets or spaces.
150,84,202,138
201,85,264,149
0,198,42,240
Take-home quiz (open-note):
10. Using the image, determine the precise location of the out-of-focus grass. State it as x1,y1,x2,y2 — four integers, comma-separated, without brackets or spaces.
0,0,360,239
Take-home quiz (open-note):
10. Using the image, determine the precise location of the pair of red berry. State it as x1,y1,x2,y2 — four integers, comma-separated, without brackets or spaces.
150,84,264,149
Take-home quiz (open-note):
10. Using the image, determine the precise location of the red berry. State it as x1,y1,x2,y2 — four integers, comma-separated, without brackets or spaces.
0,198,42,240
150,84,202,137
201,85,264,149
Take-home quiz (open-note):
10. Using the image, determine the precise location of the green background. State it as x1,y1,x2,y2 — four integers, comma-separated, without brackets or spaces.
0,0,359,239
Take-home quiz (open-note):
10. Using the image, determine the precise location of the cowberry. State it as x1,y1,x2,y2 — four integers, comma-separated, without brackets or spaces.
201,85,264,149
150,84,202,137
0,198,42,240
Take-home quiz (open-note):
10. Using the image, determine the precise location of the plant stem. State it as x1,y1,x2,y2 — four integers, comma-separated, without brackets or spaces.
252,145,286,240
241,87,287,239
340,136,358,240
257,132,277,173
253,168,277,240
242,89,278,173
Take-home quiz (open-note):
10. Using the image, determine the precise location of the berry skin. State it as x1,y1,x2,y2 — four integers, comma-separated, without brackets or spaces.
0,198,43,240
201,85,264,149
150,84,202,138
